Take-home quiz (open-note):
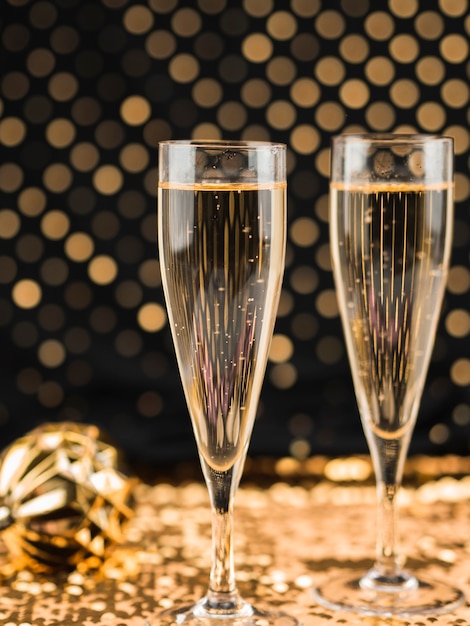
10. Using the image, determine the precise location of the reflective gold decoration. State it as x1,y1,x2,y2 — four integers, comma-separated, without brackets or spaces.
0,422,136,572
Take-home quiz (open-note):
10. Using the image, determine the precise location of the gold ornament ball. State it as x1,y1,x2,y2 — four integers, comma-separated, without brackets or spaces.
0,422,136,572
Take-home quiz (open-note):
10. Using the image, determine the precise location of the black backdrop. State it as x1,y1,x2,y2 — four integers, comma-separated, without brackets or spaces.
1,0,469,467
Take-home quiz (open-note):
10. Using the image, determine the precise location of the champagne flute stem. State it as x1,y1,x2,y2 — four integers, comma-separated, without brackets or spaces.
375,480,402,576
364,434,417,590
201,461,247,614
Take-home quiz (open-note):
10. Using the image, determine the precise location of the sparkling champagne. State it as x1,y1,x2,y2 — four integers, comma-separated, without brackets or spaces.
159,182,286,471
330,182,453,439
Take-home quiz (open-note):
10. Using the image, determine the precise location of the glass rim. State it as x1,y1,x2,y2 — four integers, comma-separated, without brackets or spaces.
331,133,453,145
158,139,286,150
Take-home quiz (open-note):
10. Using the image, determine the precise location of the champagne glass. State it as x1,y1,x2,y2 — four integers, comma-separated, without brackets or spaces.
313,134,464,616
155,140,298,626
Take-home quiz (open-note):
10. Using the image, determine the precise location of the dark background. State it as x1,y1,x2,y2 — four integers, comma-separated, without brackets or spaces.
0,0,469,468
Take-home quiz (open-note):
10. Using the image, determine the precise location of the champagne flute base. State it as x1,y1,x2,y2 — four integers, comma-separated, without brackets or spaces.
146,599,300,626
312,570,465,617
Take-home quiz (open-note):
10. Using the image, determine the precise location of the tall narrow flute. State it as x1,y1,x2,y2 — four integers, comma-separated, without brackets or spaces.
313,134,465,617
154,140,299,626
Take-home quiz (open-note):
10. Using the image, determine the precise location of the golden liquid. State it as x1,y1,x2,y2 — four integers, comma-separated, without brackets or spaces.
158,183,286,471
330,182,453,439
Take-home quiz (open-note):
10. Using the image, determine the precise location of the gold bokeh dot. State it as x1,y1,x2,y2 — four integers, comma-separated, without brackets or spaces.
444,125,469,155
416,102,446,131
193,78,223,108
439,0,468,17
65,232,94,262
95,120,125,149
315,102,345,131
17,368,42,395
137,303,166,333
440,34,468,63
445,309,470,338
291,0,320,17
172,8,202,36
40,258,69,286
0,210,21,239
38,381,64,408
48,72,79,101
241,79,272,108
315,243,332,271
315,10,345,39
43,163,73,193
90,305,117,334
451,359,470,387
339,34,369,63
2,72,29,100
115,281,143,309
389,0,418,18
27,48,56,77
30,1,58,28
119,144,150,173
315,56,345,86
120,95,151,125
0,117,26,146
315,148,331,178
18,187,47,216
50,25,79,54
115,329,142,358
92,211,120,240
38,339,66,368
123,5,154,34
192,123,222,139
168,53,200,83
290,266,319,295
389,34,420,63
269,363,298,390
366,102,396,131
441,79,469,108
244,0,274,18
415,57,446,85
390,79,420,108
290,217,320,247
71,97,101,126
267,11,297,40
93,165,124,195
365,57,396,86
429,423,450,445
138,259,161,288
277,290,294,317
137,391,163,418
266,57,297,86
0,164,23,192
41,210,70,240
316,289,338,318
447,266,470,294
316,336,343,364
70,143,100,173
269,334,294,363
16,234,43,263
414,11,444,39
266,101,296,130
46,118,76,148
146,30,177,59
12,279,42,309
242,33,273,63
454,173,470,202
365,11,395,40
88,255,118,285
291,313,318,341
290,78,321,107
290,125,320,155
217,102,247,131
339,79,370,109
